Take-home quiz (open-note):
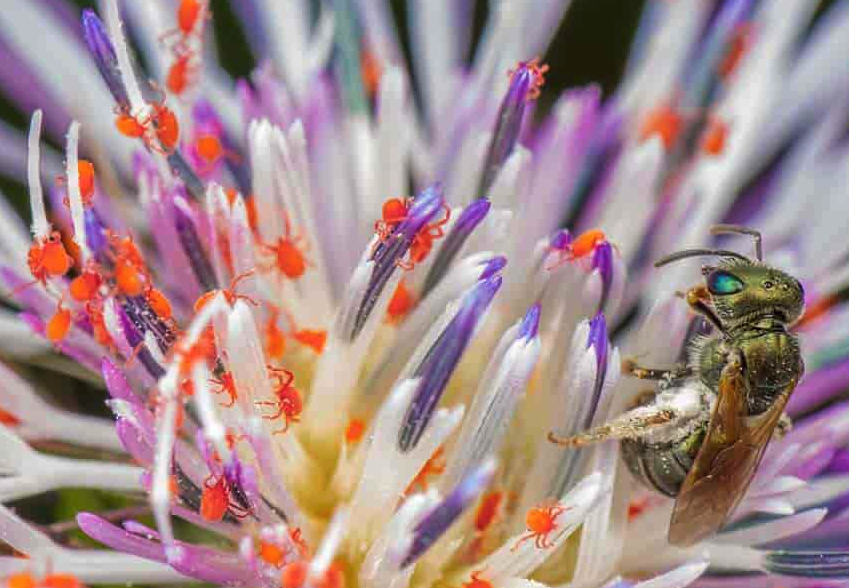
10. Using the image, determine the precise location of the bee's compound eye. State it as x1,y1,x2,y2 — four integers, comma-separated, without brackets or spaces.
707,270,744,295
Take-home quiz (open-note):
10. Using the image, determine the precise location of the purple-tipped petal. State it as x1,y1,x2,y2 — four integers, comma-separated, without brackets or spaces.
402,460,496,568
421,199,492,295
587,311,609,403
479,255,507,280
223,457,260,518
478,62,540,194
118,301,167,380
550,229,572,250
399,275,502,451
167,152,208,203
173,200,218,291
353,185,445,339
519,303,541,340
592,241,614,313
77,512,167,563
81,9,130,109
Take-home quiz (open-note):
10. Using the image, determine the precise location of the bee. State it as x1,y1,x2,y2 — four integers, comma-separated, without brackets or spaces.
548,225,805,546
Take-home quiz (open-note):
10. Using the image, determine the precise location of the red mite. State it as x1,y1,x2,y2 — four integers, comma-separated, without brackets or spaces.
200,472,251,522
115,103,180,154
255,366,303,434
511,503,569,551
374,197,451,270
194,269,258,312
210,370,238,407
166,52,196,96
27,231,72,285
260,213,310,280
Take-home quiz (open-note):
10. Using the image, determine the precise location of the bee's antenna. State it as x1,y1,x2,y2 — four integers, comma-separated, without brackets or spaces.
654,248,751,268
710,224,763,261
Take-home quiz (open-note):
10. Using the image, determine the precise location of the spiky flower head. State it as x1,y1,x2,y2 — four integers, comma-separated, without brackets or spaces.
1,1,849,588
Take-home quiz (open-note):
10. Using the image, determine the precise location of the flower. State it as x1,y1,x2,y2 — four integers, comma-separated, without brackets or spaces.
1,0,849,587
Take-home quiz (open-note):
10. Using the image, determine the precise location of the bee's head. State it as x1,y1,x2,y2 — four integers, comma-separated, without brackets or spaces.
706,263,805,326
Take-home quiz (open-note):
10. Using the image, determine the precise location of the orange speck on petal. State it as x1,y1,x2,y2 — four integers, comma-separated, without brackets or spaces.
317,563,345,588
719,23,753,79
571,229,606,258
280,561,308,588
361,48,383,98
462,571,493,588
387,281,415,322
627,497,650,521
638,104,682,150
6,573,37,588
196,134,223,162
0,406,20,426
345,418,366,444
77,159,96,201
475,491,504,532
259,541,286,567
701,118,728,156
294,329,326,354
41,574,82,588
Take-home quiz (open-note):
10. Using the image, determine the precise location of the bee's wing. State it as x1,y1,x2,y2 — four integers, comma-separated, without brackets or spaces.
668,360,796,547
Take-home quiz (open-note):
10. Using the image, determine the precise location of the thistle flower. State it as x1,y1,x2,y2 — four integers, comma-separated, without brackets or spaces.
1,1,849,587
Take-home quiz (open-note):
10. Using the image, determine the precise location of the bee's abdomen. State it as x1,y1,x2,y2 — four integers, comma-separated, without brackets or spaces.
621,428,704,497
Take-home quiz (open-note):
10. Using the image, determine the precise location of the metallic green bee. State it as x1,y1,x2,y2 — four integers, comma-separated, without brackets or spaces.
549,225,805,546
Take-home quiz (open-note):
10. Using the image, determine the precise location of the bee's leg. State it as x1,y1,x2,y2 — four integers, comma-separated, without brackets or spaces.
622,357,669,380
685,284,725,333
622,358,690,381
548,402,676,447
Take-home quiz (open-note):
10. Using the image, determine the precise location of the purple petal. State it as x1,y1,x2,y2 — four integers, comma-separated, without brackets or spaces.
116,417,154,465
421,199,491,295
398,275,501,451
353,184,446,339
173,200,218,291
587,312,609,416
479,255,507,280
787,358,849,416
82,9,130,109
478,62,538,194
77,513,167,563
402,460,496,567
118,301,167,380
592,241,614,314
550,229,572,250
826,449,849,475
518,303,541,340
102,358,142,404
